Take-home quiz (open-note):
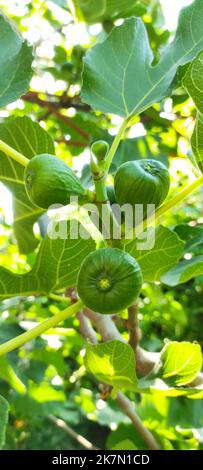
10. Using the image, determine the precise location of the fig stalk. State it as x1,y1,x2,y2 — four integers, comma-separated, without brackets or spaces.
0,138,29,167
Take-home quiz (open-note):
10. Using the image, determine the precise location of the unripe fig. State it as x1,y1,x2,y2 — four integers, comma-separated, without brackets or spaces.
24,154,86,209
115,159,170,218
77,248,143,314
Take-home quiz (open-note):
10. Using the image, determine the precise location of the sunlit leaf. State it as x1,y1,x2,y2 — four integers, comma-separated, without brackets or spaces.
84,340,138,391
139,377,203,399
160,341,202,386
29,382,65,403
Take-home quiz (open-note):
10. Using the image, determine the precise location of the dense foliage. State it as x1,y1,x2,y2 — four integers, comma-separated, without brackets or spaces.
0,0,203,451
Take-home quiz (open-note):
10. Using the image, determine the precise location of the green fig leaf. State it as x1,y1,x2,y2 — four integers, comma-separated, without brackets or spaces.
0,13,33,107
82,1,203,117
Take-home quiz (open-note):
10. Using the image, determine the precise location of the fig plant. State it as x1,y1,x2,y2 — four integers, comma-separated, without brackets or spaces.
0,0,203,452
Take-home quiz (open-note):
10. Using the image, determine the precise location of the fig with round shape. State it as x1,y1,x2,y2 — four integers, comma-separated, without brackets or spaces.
77,248,143,314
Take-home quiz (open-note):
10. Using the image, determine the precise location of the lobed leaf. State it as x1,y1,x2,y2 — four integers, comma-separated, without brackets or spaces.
0,220,96,300
82,1,203,117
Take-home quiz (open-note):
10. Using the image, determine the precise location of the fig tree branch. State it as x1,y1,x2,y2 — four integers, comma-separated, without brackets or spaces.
84,308,122,342
79,307,160,450
55,137,87,148
77,311,98,344
47,415,99,450
22,91,90,141
116,392,160,450
23,90,91,111
127,303,141,351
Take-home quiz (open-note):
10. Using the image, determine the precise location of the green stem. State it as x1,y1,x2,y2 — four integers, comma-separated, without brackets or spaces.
0,139,29,167
90,118,129,246
104,118,130,174
48,293,71,303
91,158,118,242
95,180,122,244
84,189,96,203
94,176,108,203
155,175,203,219
0,299,84,357
92,118,129,242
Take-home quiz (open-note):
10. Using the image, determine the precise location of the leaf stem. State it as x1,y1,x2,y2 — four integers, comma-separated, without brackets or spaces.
0,299,83,357
104,117,129,174
90,119,129,244
94,176,108,203
0,139,29,167
22,91,90,141
155,174,203,219
91,157,120,244
48,293,71,303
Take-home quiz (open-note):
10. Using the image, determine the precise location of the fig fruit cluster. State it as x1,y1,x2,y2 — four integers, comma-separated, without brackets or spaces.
23,152,170,315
